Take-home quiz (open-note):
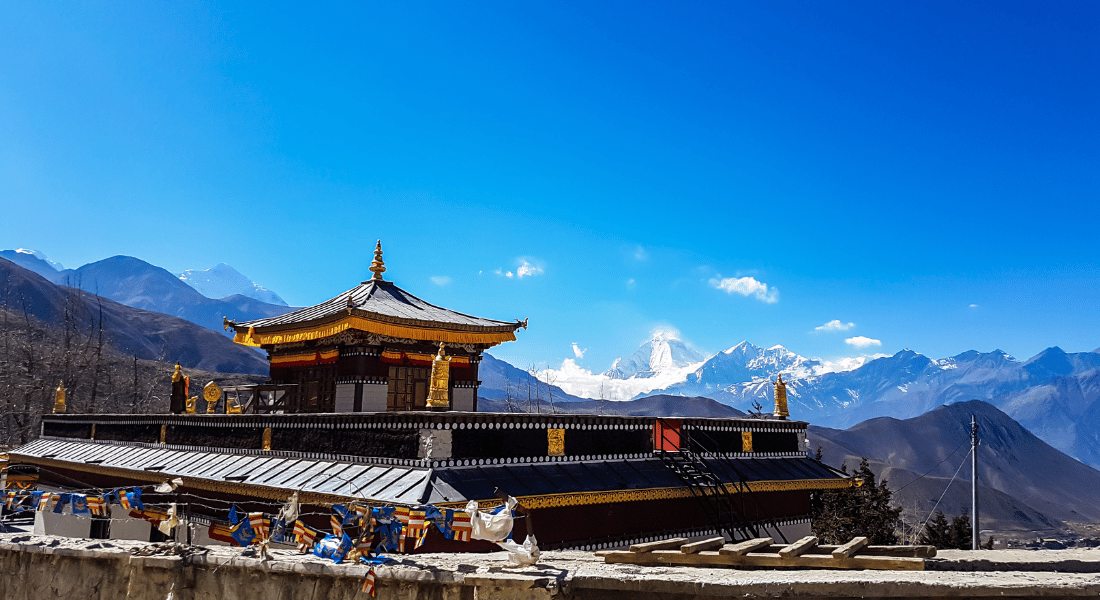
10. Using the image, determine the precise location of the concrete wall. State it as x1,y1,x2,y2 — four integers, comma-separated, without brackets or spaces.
33,511,90,539
4,533,1100,600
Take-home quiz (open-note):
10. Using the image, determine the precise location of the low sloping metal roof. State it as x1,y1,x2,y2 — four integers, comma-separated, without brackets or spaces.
13,438,433,505
12,438,848,508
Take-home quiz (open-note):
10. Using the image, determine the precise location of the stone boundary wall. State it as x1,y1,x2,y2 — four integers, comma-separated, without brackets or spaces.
4,534,1100,600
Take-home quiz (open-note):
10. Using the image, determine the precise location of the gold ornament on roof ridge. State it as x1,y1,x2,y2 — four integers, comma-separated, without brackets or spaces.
369,240,386,281
773,374,789,419
53,381,67,414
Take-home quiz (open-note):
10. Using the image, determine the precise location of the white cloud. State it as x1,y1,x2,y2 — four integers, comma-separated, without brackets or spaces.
430,276,451,286
815,320,855,332
571,343,587,359
845,336,882,348
516,260,543,278
626,278,636,289
633,246,648,261
709,276,779,303
969,304,979,308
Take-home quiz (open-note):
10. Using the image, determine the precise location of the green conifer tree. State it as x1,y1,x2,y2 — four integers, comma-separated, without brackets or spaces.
811,458,902,544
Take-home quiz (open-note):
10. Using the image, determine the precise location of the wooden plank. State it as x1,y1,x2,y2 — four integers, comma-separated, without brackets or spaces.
601,550,924,571
832,537,869,559
862,545,936,558
778,536,819,558
627,537,689,553
719,538,773,556
757,544,935,558
681,537,725,554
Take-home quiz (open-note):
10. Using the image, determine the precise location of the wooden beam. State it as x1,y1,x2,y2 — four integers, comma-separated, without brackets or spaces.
778,536,818,558
627,537,689,553
761,544,936,558
681,537,725,554
719,538,773,556
832,537,869,559
601,550,925,571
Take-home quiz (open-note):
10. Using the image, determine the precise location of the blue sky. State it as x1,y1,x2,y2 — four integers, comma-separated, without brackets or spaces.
2,1,1098,371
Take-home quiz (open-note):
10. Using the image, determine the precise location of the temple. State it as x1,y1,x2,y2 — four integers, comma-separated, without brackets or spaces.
224,241,526,413
4,244,851,553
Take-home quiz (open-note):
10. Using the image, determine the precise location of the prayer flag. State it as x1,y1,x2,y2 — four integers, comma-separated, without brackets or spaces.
230,516,257,547
53,493,72,514
86,495,105,517
228,504,241,525
332,532,354,564
407,508,429,549
451,510,472,542
248,512,268,541
293,519,319,553
207,522,236,545
129,488,145,511
361,568,376,596
71,494,90,515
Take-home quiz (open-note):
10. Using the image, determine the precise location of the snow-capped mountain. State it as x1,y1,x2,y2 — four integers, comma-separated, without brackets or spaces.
604,330,707,379
0,249,65,281
530,337,1100,470
178,263,288,306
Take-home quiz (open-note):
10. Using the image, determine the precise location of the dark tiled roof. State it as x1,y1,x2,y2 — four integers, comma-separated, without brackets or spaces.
232,279,520,333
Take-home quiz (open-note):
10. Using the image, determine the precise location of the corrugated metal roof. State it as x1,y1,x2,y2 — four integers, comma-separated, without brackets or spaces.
234,279,519,332
13,439,433,505
12,439,845,507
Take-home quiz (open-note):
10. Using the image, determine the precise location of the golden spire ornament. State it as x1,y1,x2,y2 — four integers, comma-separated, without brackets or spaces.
53,381,67,414
369,240,386,281
773,374,789,420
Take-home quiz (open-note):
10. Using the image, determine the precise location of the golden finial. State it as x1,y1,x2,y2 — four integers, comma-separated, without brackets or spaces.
369,240,386,281
773,374,789,419
172,364,182,383
53,381,67,414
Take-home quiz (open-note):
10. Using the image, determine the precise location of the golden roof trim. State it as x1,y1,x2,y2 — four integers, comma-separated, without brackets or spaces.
234,314,518,348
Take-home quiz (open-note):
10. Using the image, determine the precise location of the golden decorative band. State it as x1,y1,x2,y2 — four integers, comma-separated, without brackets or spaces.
438,478,855,510
235,316,517,348
270,349,340,366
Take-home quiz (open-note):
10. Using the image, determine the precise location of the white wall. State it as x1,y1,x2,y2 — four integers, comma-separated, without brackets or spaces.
452,388,475,412
334,383,356,413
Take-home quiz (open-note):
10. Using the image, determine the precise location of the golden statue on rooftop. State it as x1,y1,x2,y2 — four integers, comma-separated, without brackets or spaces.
773,374,789,420
53,381,67,414
427,342,451,411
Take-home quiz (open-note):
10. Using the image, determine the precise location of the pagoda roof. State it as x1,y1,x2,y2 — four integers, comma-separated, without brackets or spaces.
228,279,524,348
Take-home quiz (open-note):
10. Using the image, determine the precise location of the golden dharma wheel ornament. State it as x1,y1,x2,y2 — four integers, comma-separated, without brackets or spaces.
203,381,222,403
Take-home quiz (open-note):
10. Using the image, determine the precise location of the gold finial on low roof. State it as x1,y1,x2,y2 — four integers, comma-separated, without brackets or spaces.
773,373,789,420
369,240,386,281
53,381,67,414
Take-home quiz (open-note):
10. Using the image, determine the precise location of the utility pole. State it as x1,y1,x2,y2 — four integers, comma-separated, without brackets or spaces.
971,415,980,550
